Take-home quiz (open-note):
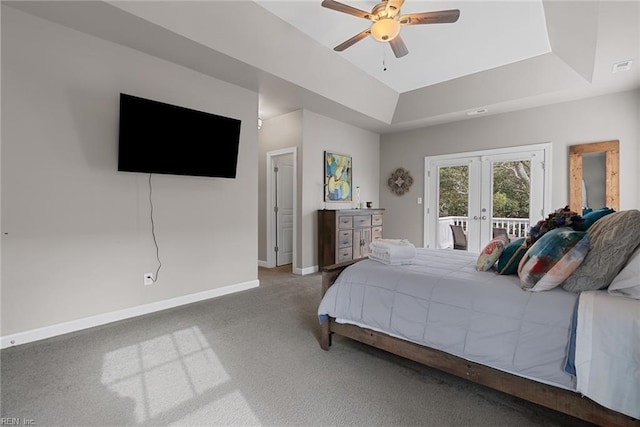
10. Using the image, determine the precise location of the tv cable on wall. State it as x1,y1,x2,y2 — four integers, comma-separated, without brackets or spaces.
149,173,162,282
117,93,243,284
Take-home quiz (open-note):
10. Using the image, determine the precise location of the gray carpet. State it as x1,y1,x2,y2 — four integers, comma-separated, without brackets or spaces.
1,266,593,426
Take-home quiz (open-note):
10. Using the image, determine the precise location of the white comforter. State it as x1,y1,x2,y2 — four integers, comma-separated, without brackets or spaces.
319,248,578,389
575,290,640,419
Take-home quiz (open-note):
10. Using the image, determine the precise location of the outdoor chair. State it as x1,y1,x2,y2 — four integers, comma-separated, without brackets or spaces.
493,227,510,243
450,224,468,250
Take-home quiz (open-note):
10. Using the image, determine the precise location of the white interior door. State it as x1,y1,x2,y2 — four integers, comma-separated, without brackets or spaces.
426,145,549,253
274,154,294,266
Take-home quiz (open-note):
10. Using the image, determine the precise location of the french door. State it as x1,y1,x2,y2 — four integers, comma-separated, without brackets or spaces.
425,144,550,253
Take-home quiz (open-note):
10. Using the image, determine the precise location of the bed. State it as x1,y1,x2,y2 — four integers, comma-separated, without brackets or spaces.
318,247,640,427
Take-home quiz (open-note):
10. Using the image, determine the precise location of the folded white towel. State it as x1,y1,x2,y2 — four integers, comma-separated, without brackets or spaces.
368,253,415,265
369,239,416,261
370,239,411,249
370,248,415,260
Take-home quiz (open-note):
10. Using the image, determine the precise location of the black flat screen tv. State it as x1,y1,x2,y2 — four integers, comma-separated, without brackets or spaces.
118,93,241,178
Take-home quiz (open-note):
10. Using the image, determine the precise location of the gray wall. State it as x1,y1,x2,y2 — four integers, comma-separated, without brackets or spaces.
1,7,259,336
258,110,303,265
302,110,380,270
380,89,640,246
258,110,380,272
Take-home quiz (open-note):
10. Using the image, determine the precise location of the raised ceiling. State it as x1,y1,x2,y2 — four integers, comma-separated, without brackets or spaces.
6,1,640,134
257,1,552,93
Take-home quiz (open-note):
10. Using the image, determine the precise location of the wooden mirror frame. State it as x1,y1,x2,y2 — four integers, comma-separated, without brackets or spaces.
569,140,619,213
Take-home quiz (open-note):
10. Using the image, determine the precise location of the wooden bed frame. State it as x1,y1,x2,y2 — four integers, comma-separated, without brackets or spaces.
320,260,639,427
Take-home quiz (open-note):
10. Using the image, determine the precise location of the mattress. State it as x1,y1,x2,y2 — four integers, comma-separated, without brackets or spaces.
575,290,640,419
318,248,579,390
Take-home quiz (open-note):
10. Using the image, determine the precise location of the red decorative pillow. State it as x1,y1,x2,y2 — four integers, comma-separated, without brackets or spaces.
476,238,506,271
527,235,590,292
518,228,587,290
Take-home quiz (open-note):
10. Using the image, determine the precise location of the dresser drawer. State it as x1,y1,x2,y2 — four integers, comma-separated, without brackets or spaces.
372,214,383,226
372,226,383,240
354,215,371,228
338,230,353,248
338,216,353,229
337,247,353,263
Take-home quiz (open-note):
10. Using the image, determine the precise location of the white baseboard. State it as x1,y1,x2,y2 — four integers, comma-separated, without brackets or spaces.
0,279,259,349
295,265,318,276
257,260,268,268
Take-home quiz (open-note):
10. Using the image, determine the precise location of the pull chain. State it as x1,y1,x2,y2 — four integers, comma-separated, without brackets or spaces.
382,48,388,71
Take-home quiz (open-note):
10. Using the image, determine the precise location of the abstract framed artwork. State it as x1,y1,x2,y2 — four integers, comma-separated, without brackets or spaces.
324,151,352,202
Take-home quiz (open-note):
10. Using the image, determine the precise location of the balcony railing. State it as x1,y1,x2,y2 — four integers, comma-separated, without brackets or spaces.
440,216,531,239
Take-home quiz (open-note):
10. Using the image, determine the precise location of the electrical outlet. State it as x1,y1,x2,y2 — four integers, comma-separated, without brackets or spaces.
144,273,154,286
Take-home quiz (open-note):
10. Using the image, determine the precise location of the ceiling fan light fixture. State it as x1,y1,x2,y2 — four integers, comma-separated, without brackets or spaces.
370,18,400,42
322,0,459,57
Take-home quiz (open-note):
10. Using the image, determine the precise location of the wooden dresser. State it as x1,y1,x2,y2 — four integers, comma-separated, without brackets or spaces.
318,209,384,269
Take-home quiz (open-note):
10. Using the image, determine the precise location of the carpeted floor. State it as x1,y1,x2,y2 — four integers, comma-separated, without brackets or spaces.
1,266,594,426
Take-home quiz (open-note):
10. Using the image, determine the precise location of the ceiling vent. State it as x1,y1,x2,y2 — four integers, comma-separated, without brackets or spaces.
612,60,633,73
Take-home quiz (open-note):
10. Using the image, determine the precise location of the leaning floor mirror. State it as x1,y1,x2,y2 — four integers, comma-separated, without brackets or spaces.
569,140,619,214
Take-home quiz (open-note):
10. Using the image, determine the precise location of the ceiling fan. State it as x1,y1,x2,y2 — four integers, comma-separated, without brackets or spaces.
321,0,460,58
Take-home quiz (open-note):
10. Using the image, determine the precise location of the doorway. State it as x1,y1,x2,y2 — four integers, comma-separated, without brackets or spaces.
266,147,297,270
425,144,551,253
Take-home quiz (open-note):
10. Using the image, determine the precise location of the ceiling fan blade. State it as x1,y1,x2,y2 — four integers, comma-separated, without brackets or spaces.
334,29,371,52
389,35,408,58
399,9,460,26
321,0,374,21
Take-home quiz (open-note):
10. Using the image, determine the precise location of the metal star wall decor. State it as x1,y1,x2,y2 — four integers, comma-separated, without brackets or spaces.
388,167,413,195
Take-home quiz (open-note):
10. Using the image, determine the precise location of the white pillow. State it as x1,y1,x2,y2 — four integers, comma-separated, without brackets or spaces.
608,245,640,299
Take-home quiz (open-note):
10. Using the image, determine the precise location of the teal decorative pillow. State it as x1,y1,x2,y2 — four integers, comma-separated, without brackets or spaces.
496,238,527,275
518,228,587,290
574,207,615,231
476,238,505,271
526,235,590,292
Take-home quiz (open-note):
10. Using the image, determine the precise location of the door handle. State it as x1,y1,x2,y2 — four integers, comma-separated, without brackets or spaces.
473,216,479,220
481,216,487,220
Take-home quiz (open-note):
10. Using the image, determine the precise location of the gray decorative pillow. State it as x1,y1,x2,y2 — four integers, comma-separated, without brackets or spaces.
562,210,640,293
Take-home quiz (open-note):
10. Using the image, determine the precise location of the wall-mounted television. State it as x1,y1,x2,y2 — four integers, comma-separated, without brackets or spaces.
118,93,241,178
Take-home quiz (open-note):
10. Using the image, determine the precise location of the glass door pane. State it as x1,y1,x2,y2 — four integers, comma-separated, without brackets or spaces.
491,160,531,245
438,165,469,250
